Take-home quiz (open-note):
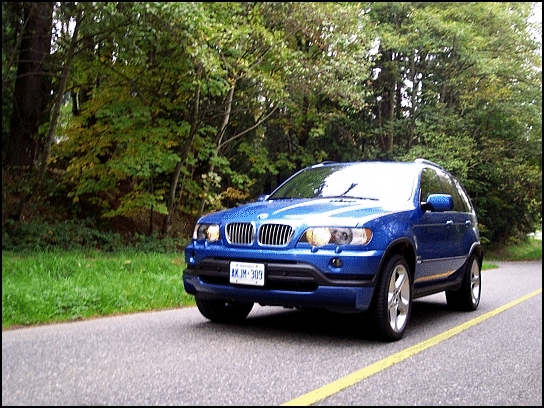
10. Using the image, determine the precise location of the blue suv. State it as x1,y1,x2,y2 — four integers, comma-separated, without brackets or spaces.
183,159,483,341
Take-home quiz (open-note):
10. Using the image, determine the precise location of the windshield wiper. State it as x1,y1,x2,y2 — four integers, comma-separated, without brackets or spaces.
342,183,358,196
323,196,379,201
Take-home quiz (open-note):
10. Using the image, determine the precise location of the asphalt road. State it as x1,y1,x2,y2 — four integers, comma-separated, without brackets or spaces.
2,261,542,406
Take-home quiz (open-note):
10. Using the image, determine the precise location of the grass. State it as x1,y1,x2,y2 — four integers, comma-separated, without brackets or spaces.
482,235,542,270
2,237,541,330
484,236,542,262
2,250,194,330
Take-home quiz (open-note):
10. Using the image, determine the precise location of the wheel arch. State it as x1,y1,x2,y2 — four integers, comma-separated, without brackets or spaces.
469,242,484,266
379,238,417,282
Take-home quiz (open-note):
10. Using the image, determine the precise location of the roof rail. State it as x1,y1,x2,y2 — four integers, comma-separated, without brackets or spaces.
414,158,445,170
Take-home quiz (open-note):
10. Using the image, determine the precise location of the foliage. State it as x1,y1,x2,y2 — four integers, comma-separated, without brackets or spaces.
2,219,184,253
364,2,542,244
2,2,542,246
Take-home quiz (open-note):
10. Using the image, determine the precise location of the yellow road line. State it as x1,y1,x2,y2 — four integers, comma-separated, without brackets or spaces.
281,288,542,406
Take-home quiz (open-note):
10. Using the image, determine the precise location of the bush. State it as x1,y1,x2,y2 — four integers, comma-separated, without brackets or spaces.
2,219,185,253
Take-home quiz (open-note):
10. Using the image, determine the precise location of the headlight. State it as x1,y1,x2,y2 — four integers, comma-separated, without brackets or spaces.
306,228,331,247
193,224,221,242
304,227,372,247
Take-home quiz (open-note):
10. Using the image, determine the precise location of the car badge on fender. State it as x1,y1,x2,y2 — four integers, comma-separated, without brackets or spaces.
257,213,269,220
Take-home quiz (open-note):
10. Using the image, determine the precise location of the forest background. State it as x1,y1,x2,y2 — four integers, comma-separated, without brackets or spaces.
2,2,542,253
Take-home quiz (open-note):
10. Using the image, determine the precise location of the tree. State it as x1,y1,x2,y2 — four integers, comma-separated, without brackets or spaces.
364,2,542,243
3,2,540,247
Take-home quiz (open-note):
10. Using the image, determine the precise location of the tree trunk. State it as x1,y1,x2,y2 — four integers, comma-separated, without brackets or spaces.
198,82,236,218
162,70,202,236
4,2,54,171
7,5,83,222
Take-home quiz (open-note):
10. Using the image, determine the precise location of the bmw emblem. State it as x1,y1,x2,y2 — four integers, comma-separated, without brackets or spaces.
257,213,269,220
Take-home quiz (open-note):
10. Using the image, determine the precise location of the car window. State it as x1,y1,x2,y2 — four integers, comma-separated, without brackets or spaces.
419,167,471,213
451,176,473,213
436,170,470,212
269,163,417,202
420,168,442,203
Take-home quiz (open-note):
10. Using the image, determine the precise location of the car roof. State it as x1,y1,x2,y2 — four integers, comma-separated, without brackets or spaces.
311,158,445,171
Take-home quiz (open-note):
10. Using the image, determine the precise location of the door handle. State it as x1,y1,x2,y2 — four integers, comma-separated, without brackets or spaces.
465,220,472,228
446,220,453,227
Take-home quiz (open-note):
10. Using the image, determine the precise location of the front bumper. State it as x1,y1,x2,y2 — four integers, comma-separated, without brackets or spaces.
182,258,378,313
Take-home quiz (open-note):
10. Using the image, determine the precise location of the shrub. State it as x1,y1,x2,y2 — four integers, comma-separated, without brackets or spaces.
3,217,190,253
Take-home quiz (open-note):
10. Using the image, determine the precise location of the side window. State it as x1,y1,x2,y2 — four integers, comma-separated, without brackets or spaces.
420,168,442,204
452,177,473,213
436,170,467,212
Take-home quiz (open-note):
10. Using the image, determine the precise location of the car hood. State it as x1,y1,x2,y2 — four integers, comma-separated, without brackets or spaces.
199,198,412,228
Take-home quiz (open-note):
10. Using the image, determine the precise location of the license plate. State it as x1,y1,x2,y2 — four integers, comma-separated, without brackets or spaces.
229,261,265,286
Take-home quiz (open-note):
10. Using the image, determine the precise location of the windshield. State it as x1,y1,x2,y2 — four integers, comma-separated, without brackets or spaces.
269,162,417,202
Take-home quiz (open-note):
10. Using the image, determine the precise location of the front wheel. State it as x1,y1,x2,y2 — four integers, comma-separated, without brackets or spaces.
446,254,481,311
195,296,254,323
369,254,412,342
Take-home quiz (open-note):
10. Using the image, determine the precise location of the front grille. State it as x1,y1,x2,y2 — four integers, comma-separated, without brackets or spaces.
225,222,295,246
226,223,254,244
258,224,294,246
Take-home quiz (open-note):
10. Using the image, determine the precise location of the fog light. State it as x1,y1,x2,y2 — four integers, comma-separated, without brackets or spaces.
330,258,343,268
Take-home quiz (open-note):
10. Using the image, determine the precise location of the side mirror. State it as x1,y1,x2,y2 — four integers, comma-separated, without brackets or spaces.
424,194,453,212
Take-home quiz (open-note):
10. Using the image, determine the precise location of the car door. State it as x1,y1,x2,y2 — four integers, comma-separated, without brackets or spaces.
413,168,454,287
438,171,476,268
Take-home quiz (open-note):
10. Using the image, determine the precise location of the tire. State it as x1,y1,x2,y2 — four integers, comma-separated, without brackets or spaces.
446,253,481,311
195,296,254,323
369,254,412,342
